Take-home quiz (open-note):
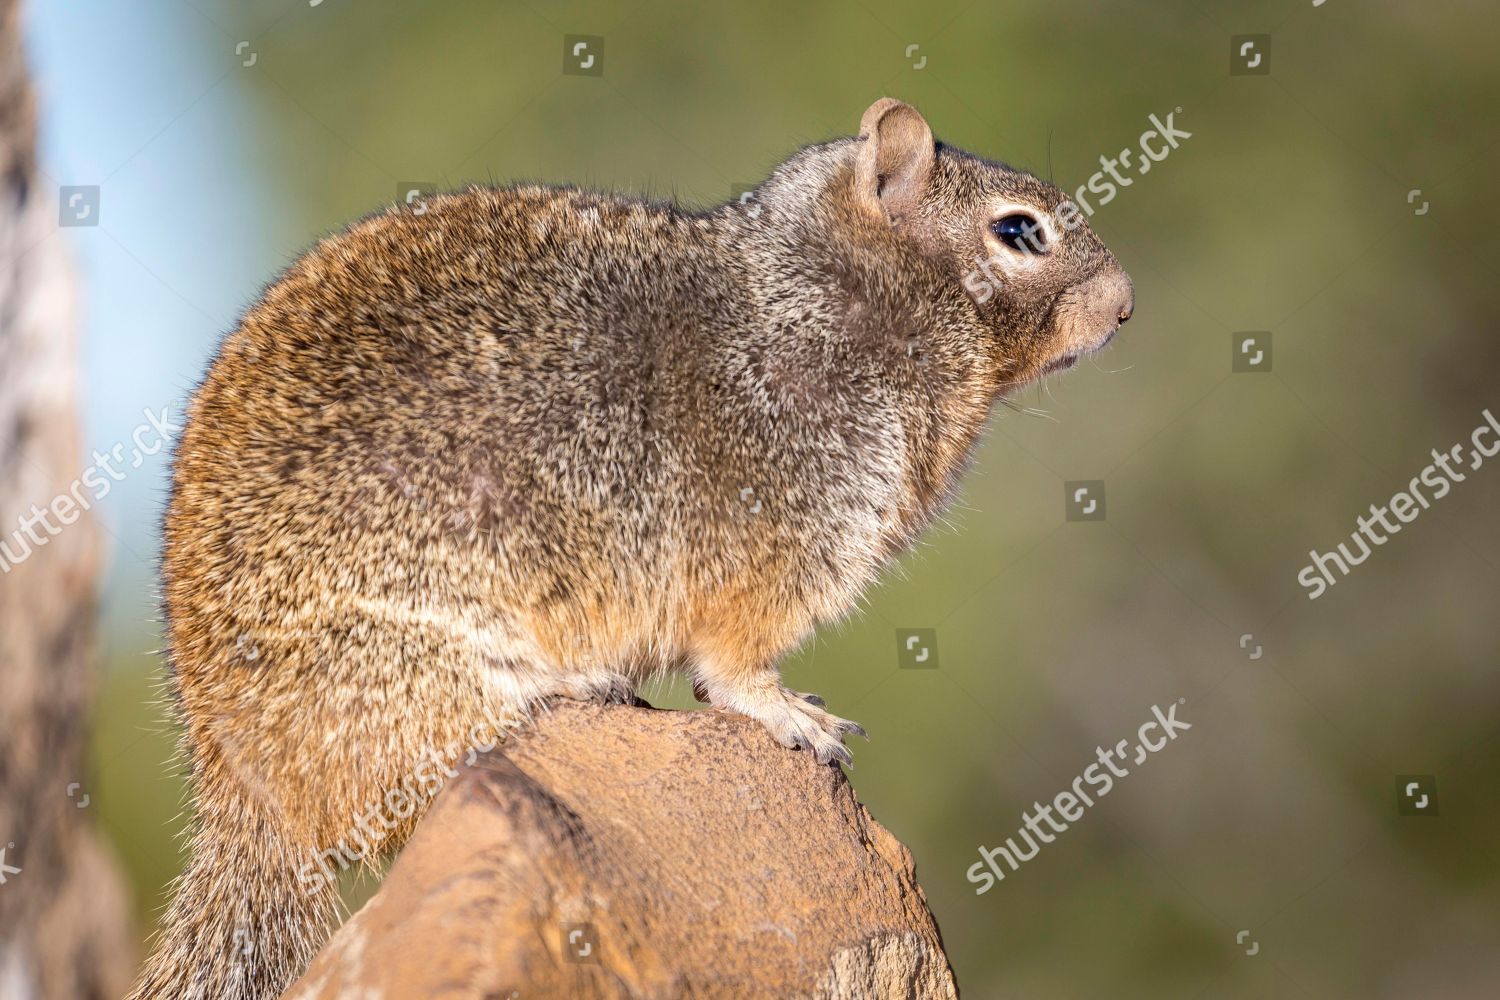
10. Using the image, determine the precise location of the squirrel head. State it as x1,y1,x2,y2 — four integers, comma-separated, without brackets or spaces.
850,97,1134,387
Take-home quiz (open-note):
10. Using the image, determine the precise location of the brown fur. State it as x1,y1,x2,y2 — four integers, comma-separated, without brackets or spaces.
130,99,1132,999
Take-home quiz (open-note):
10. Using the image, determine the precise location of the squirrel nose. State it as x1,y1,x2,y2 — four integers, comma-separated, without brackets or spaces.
1113,273,1135,325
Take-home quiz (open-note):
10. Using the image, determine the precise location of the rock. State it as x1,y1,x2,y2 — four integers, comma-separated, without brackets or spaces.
283,701,956,999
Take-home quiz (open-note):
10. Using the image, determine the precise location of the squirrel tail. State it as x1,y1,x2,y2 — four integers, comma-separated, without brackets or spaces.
126,752,340,1000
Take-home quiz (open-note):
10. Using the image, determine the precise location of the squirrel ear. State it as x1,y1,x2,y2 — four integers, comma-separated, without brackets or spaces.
856,98,934,222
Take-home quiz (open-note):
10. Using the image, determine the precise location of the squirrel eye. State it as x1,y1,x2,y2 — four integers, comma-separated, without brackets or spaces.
991,213,1047,254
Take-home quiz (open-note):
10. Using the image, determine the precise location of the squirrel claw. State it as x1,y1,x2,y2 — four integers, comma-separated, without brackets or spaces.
821,742,854,768
721,683,861,768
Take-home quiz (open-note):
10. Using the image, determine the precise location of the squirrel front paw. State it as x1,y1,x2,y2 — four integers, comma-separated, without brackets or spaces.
704,680,866,766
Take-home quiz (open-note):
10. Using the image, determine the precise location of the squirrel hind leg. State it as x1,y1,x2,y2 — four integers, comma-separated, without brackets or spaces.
552,670,639,705
480,655,638,723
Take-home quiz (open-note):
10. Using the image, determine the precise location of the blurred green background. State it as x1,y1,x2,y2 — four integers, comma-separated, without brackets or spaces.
28,0,1500,996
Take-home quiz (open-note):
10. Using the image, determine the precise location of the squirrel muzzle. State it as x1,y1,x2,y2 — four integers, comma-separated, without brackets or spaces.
1042,263,1135,374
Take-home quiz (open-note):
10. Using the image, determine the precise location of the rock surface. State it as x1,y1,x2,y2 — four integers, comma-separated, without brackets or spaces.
282,701,957,999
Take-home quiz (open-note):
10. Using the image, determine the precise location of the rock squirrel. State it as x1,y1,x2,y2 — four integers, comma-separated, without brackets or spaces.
129,98,1133,999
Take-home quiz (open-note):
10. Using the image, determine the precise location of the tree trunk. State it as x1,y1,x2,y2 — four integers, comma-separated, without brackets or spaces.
283,702,958,999
0,1,135,995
